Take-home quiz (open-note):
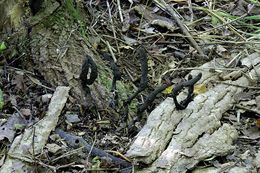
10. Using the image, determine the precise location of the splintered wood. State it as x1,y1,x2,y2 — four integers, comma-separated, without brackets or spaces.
126,53,260,173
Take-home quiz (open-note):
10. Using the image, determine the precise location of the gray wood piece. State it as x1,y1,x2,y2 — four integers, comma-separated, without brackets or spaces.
126,53,260,172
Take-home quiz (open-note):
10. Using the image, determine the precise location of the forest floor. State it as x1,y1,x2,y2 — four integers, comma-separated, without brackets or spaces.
0,0,260,172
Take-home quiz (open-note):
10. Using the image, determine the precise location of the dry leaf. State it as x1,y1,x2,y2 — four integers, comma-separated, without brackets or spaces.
45,143,62,153
194,84,207,94
12,74,26,91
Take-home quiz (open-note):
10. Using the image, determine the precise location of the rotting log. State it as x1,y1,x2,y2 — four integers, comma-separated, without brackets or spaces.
126,53,260,173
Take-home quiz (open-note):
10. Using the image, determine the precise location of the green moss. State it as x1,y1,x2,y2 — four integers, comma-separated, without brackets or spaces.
42,1,85,33
65,0,83,22
97,63,137,112
41,1,137,114
64,0,87,39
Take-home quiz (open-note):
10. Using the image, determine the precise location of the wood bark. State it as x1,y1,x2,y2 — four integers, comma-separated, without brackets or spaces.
126,53,260,173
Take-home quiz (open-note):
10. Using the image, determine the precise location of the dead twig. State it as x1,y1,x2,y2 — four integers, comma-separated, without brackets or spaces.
194,6,246,41
106,0,120,54
51,147,85,162
154,0,207,58
106,41,117,63
235,104,260,116
116,0,123,22
86,132,97,166
210,80,260,90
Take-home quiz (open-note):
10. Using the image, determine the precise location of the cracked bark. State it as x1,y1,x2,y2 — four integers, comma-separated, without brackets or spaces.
126,53,260,173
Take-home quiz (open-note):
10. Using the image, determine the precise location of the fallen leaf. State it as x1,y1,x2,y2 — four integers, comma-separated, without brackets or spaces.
12,74,26,91
45,143,62,153
194,84,207,94
0,113,27,142
234,90,256,102
163,85,173,94
65,113,81,123
92,156,101,169
0,42,7,52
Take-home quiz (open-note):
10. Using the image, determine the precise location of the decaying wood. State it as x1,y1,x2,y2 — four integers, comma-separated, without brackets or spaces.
126,53,260,172
141,124,238,173
26,6,135,114
0,86,70,173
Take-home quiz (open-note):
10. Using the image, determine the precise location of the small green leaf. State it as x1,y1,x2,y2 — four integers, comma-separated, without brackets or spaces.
163,85,173,94
0,42,7,52
92,156,101,168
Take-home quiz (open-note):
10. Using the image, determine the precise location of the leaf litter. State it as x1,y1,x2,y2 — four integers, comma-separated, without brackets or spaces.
0,0,260,172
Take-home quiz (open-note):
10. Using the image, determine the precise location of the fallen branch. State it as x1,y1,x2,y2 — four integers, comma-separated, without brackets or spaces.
56,129,132,169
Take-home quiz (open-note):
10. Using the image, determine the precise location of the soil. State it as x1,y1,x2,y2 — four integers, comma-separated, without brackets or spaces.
0,0,260,172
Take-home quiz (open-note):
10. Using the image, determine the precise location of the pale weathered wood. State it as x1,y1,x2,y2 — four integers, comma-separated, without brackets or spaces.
0,86,70,173
126,53,260,173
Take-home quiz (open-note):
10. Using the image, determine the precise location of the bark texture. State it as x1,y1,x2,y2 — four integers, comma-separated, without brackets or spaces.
126,53,260,173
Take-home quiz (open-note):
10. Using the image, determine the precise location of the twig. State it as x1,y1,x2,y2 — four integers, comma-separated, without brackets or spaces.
158,67,242,84
199,13,248,35
225,51,243,68
102,34,126,43
139,33,260,44
201,40,260,45
106,41,117,63
56,162,76,170
235,104,260,116
32,127,37,171
116,0,124,22
7,66,35,75
105,150,132,162
187,0,193,22
194,6,246,41
26,74,55,91
86,168,119,171
56,129,131,168
106,0,120,54
7,53,25,65
86,132,97,165
56,29,76,61
210,80,260,90
137,0,151,40
9,153,57,172
52,147,84,162
154,0,206,58
12,106,25,119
